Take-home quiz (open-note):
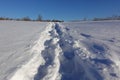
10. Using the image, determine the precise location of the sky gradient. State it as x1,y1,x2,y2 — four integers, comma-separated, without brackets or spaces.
0,0,120,21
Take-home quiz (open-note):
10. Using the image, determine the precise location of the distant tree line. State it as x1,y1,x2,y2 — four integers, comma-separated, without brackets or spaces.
93,15,120,21
75,15,120,21
0,15,64,22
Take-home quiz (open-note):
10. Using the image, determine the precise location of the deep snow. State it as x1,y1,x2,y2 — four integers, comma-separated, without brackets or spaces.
0,20,120,80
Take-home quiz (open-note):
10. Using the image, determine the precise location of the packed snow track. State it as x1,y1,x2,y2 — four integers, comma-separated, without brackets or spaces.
0,21,120,80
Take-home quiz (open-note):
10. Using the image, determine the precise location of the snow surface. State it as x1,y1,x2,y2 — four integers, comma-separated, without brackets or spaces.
0,21,48,80
0,20,120,80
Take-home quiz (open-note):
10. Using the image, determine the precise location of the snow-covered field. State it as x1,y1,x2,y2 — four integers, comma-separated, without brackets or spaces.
0,20,120,80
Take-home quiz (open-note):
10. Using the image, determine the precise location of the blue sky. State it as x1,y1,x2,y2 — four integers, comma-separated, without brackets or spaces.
0,0,120,21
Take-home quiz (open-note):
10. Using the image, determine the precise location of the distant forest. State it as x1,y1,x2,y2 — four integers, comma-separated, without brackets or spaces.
1,15,120,22
0,15,64,22
79,15,120,21
92,15,120,21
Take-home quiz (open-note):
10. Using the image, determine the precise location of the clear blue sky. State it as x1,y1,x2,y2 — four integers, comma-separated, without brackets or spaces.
0,0,120,21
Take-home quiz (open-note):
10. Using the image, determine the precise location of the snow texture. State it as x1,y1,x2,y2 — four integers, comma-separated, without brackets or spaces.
0,20,120,80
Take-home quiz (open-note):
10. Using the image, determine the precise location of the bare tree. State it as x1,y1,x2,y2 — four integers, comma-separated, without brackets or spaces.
36,14,42,21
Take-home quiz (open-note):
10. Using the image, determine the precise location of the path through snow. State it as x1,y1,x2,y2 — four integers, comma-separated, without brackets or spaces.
9,22,120,80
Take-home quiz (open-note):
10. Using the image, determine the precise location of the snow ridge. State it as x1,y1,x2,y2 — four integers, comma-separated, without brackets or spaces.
34,23,62,80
